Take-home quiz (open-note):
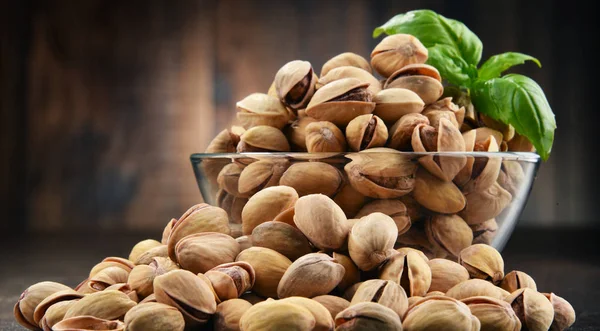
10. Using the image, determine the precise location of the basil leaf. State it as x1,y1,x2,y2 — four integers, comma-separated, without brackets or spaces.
478,52,541,81
373,9,483,66
426,45,472,86
472,74,556,160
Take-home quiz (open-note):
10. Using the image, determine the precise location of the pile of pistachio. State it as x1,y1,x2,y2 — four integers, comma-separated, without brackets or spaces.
15,200,574,330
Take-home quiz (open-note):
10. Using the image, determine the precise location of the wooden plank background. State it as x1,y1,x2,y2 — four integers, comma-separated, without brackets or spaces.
1,0,599,232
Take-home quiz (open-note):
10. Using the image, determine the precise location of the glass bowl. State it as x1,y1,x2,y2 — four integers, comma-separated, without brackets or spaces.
190,151,540,258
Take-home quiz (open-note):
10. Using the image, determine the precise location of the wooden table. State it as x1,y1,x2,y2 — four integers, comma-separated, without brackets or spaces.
2,228,599,330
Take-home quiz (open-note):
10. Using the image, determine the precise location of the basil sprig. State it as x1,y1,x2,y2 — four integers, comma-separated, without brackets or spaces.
374,10,555,160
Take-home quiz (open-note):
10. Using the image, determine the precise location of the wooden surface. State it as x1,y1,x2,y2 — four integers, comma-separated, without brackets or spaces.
1,228,599,329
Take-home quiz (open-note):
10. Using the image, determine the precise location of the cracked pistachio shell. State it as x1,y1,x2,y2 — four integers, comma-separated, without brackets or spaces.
447,279,510,300
543,292,576,331
280,162,343,197
175,232,240,274
206,261,256,301
241,185,298,235
87,266,130,292
218,194,246,227
285,116,318,151
497,161,525,196
507,132,535,152
350,279,409,317
333,253,361,292
371,34,428,78
203,129,240,186
460,182,512,225
471,218,498,245
459,244,505,284
214,299,252,331
346,114,388,151
134,244,168,265
455,129,503,193
400,194,426,222
374,88,425,124
333,182,368,218
14,281,72,329
321,52,372,76
236,93,290,129
425,214,473,259
427,259,470,293
237,160,289,197
396,247,429,262
33,289,83,326
388,113,430,151
161,218,176,245
153,269,217,326
480,113,515,142
305,121,347,152
104,283,138,303
500,271,538,293
236,247,292,298
412,118,467,181
335,302,403,331
217,163,245,197
52,316,124,331
167,204,230,261
384,64,443,105
40,300,78,331
294,194,348,250
342,282,364,301
349,212,398,271
306,78,375,126
280,297,335,331
124,302,184,331
344,151,417,198
278,253,345,298
252,221,312,261
64,290,136,320
89,257,135,278
356,199,411,235
505,288,554,331
317,66,381,95
236,125,290,152
313,295,351,319
461,296,521,331
239,300,316,331
379,251,432,297
274,60,317,110
413,167,466,214
423,97,465,128
404,296,480,331
129,239,162,263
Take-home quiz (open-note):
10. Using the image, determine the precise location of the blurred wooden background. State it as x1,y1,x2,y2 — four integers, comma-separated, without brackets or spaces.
2,0,599,232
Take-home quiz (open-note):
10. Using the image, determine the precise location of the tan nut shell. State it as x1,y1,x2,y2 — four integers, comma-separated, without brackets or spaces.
371,34,428,78
251,221,312,261
345,114,389,151
335,302,403,331
413,167,465,213
317,66,381,95
385,75,443,105
278,253,345,298
497,161,525,196
313,295,351,319
52,316,125,331
460,182,512,224
387,113,430,150
333,252,361,292
129,239,162,263
459,244,505,284
544,292,576,331
241,185,299,235
471,218,499,245
280,162,343,197
306,78,375,126
461,296,522,331
305,121,347,152
423,97,465,128
333,182,368,218
239,300,316,331
505,288,554,331
236,247,292,298
285,116,318,151
217,163,245,197
348,212,398,271
124,302,185,331
425,214,473,258
356,199,411,235
274,60,316,110
13,281,72,329
213,299,252,331
403,296,480,331
321,52,372,76
446,279,510,300
175,232,240,274
294,194,348,251
236,93,290,129
64,290,136,320
455,129,503,193
205,261,256,301
373,88,425,123
501,270,538,293
237,125,290,152
33,289,83,326
427,258,470,293
237,160,289,196
40,300,78,331
350,279,409,317
379,251,432,297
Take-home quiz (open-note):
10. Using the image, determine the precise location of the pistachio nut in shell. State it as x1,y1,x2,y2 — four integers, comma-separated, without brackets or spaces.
356,199,411,235
460,182,512,225
335,302,403,331
344,151,417,199
387,113,430,151
479,113,515,142
454,129,502,193
236,125,290,152
293,194,348,251
134,244,168,265
413,167,466,214
403,296,480,331
89,257,135,279
461,296,521,331
348,212,398,271
240,300,316,331
423,97,465,128
379,251,432,297
384,64,444,104
317,66,381,95
395,226,438,260
33,289,83,326
236,247,292,298
500,270,538,293
13,281,72,329
305,78,375,126
507,132,535,152
128,239,162,263
280,297,335,331
345,114,388,151
505,288,554,331
333,252,361,291
425,214,473,259
64,290,136,320
286,116,318,151
161,218,176,245
236,93,290,129
277,252,345,298
217,193,247,226
305,121,348,152
217,163,245,197
39,300,78,331
203,129,240,186
205,261,256,301
272,206,296,227
251,221,312,261
396,247,429,262
459,244,505,284
124,302,185,331
241,185,298,235
167,203,230,261
447,279,510,301
350,279,408,317
426,258,470,293
128,257,179,299
342,282,364,301
371,34,428,77
497,161,525,196
52,316,124,331
213,299,253,331
175,232,240,274
313,295,351,319
87,266,130,292
280,162,343,197
237,159,289,197
105,283,139,303
543,292,576,331
333,182,368,218
373,88,425,124
274,60,317,110
321,52,371,76
471,218,499,245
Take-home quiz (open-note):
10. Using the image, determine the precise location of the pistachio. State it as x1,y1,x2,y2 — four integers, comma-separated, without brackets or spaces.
124,302,185,331
175,232,240,274
89,257,135,278
379,251,431,297
205,261,256,301
235,235,253,251
203,129,240,186
373,88,424,124
371,34,428,77
236,93,290,129
128,257,179,299
40,300,78,331
285,116,318,151
272,206,296,226
471,218,499,245
342,282,364,301
543,292,576,331
423,97,466,128
317,66,382,95
238,160,289,196
313,295,351,319
461,296,521,331
400,194,426,223
333,182,368,218
500,270,538,293
134,244,168,265
305,78,375,126
305,121,348,152
274,60,317,110
161,218,176,245
387,113,429,151
33,289,83,326
280,297,335,331
479,113,515,142
346,114,388,151
505,288,555,331
350,279,409,317
396,247,429,262
52,316,124,331
396,226,438,259
497,161,525,196
13,281,72,329
236,125,290,152
425,214,473,259
384,64,444,104
104,283,138,302
425,291,446,297
321,52,372,76
446,279,510,300
64,290,136,320
407,296,424,307
333,252,361,292
86,266,130,292
460,182,512,224
356,199,411,235
217,163,246,197
239,300,316,331
427,258,470,293
294,194,348,251
335,302,403,331
459,244,505,284
139,294,157,304
345,151,417,198
403,296,480,331
349,212,398,271
241,185,298,235
129,239,162,263
236,247,293,298
280,162,344,197
455,128,502,193
507,132,535,152
251,221,312,261
413,167,466,214
214,299,253,331
278,253,345,298
239,292,265,305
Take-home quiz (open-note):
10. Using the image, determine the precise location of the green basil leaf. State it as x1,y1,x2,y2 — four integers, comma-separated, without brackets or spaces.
373,9,483,66
478,52,541,81
426,45,472,86
472,74,556,160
